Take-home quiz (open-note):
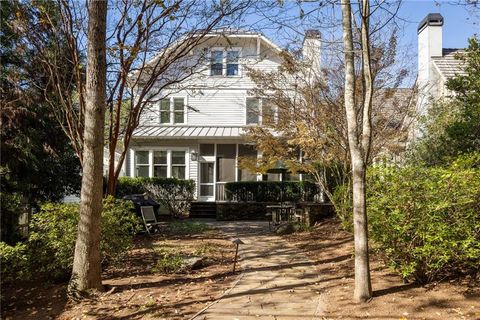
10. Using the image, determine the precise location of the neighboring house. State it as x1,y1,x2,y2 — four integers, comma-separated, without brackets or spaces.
414,13,466,137
124,29,321,202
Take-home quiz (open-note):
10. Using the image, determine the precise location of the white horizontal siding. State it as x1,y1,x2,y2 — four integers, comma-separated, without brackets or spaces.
138,36,282,126
187,89,247,126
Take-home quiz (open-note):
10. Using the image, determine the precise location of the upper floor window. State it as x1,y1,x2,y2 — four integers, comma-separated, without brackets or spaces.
226,51,239,76
210,48,240,77
246,98,278,125
210,50,223,76
246,98,260,125
159,97,185,124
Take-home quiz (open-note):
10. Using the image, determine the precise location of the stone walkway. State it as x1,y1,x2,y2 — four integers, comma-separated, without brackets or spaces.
193,221,325,320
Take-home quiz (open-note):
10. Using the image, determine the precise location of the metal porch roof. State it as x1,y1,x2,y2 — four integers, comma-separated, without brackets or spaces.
132,125,248,139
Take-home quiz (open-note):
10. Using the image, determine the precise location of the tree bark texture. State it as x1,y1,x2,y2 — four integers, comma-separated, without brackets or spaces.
340,0,372,303
69,0,107,296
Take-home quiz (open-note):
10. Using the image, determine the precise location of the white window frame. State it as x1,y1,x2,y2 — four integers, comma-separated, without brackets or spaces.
132,148,189,179
261,98,278,125
245,97,278,126
159,97,187,125
209,47,242,77
134,150,150,177
152,150,168,178
245,97,260,125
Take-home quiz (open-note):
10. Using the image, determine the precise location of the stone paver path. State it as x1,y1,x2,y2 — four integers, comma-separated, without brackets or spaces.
193,221,325,320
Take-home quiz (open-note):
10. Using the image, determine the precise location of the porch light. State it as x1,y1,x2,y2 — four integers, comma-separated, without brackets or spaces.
190,151,198,161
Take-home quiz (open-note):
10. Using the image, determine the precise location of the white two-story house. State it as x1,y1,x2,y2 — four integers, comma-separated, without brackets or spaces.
124,29,321,202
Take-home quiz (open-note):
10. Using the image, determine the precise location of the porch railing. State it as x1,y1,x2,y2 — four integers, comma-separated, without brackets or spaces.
215,182,227,201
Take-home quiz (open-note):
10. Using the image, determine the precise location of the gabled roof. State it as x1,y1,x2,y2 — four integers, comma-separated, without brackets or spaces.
432,48,467,79
132,125,248,139
129,28,283,80
198,28,283,53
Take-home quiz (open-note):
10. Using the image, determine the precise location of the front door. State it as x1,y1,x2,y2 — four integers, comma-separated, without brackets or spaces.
199,162,215,201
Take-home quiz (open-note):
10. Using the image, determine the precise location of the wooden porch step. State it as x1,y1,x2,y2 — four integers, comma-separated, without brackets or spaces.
189,201,216,218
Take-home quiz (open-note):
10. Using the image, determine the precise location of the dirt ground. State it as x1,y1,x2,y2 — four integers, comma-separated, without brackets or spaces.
3,218,479,320
1,223,236,320
284,218,480,320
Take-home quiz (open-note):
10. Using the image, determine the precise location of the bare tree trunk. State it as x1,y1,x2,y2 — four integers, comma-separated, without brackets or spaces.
341,0,372,303
68,0,107,297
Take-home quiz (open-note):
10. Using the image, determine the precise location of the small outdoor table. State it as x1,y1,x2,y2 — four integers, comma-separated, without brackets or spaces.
266,204,295,226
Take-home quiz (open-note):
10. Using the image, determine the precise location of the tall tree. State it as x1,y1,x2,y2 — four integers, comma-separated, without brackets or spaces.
69,0,107,296
341,0,373,302
242,34,413,207
24,0,251,195
1,0,81,243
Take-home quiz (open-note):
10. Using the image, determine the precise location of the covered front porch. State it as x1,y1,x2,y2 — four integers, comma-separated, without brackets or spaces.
196,142,302,202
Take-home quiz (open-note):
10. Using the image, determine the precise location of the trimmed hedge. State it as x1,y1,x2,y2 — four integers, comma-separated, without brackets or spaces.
224,181,320,202
116,177,195,198
216,202,334,222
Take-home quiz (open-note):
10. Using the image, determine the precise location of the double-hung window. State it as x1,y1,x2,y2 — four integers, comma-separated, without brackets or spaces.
135,151,150,177
246,98,278,125
226,50,239,76
171,151,186,179
210,50,223,76
160,99,170,124
210,48,240,76
135,150,187,179
173,98,185,123
246,98,260,125
262,99,276,125
159,97,185,124
153,151,168,178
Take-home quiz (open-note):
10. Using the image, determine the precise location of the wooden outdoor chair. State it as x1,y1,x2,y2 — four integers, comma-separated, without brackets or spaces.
140,206,162,236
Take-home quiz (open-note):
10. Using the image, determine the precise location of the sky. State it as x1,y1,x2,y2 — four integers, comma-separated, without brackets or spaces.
243,0,479,86
399,0,479,49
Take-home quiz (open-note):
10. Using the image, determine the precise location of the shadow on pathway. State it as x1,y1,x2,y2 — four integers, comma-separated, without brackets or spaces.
193,221,325,320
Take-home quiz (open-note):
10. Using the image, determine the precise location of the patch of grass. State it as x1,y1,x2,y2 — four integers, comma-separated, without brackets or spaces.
166,221,210,235
144,298,157,308
194,242,221,256
151,249,184,274
275,222,310,235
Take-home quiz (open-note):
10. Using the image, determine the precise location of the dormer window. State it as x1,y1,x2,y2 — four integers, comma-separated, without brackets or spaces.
210,48,241,76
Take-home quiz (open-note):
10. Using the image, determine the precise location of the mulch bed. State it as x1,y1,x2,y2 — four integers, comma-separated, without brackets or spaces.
284,217,480,320
2,225,236,320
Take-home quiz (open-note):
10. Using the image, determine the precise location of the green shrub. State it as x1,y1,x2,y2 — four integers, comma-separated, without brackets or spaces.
367,155,480,283
116,177,151,196
331,182,353,231
275,222,308,235
152,249,184,274
101,196,141,262
194,242,220,256
0,242,30,282
144,178,195,218
27,202,79,279
0,191,23,244
224,181,320,202
116,177,194,197
166,221,209,235
1,196,140,282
